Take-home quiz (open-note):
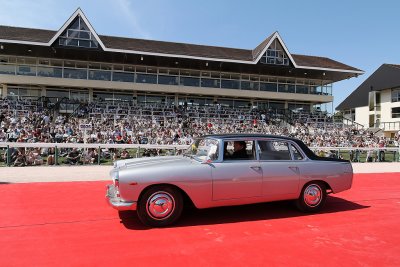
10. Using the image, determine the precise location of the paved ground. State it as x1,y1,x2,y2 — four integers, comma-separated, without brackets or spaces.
0,173,399,266
0,162,399,183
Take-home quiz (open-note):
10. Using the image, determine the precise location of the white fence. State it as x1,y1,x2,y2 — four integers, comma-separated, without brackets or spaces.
0,142,399,166
0,142,188,150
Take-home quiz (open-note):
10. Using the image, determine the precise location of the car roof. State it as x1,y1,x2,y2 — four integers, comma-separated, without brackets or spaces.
202,133,350,163
202,133,299,142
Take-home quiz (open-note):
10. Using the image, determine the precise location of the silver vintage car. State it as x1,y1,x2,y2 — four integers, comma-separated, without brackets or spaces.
106,134,353,227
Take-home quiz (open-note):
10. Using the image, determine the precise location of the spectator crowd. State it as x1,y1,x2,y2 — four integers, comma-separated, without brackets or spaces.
1,98,399,166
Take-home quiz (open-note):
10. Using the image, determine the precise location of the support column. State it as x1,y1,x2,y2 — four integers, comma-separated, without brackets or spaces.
133,91,138,105
1,84,7,98
174,94,179,107
88,88,93,102
41,87,46,97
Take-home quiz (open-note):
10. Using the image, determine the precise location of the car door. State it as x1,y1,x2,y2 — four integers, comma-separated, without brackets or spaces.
212,139,262,200
257,139,300,196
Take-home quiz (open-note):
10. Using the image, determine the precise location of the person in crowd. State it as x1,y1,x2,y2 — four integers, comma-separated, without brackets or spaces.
120,149,130,159
47,147,55,165
0,97,396,162
65,148,81,165
13,148,26,167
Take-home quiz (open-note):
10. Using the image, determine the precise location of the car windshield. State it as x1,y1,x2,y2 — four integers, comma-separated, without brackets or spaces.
185,138,219,161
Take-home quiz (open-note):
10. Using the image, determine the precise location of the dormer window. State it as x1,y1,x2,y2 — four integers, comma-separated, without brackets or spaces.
57,16,99,48
260,39,289,66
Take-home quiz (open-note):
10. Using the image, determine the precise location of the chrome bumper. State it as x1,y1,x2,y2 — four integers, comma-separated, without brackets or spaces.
106,184,137,211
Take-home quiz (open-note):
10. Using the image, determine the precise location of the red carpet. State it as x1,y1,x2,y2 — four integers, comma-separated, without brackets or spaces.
0,173,399,266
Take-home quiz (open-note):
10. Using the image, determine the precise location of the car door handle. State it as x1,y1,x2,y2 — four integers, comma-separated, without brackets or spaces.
250,166,261,171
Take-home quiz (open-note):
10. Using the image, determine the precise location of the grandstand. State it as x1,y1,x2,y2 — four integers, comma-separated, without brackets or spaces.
1,8,398,166
0,8,362,116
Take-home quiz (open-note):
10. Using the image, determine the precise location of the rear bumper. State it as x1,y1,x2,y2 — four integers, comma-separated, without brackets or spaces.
106,184,137,211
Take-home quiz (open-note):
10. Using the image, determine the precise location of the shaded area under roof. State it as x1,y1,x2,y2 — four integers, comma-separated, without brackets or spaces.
337,64,400,110
0,25,362,72
251,32,275,60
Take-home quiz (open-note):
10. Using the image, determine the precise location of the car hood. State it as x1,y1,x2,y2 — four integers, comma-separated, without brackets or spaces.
113,156,193,171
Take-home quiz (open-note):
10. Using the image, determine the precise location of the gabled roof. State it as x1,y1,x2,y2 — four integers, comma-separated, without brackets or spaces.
0,26,54,44
0,8,363,73
291,54,360,71
47,8,106,50
251,31,297,67
337,64,400,110
99,35,252,61
251,32,276,60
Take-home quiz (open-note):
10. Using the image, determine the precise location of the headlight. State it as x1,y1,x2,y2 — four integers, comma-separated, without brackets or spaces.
112,171,120,197
112,171,119,184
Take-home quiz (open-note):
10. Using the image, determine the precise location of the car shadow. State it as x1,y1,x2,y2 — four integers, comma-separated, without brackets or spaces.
0,182,11,185
118,195,370,230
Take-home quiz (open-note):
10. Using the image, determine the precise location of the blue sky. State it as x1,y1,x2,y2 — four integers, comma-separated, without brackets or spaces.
0,0,399,111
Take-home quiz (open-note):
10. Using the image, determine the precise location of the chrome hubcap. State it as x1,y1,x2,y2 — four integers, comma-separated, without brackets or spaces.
303,184,322,207
146,192,175,220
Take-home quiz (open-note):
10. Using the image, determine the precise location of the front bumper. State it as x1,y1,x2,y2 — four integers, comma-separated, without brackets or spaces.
106,184,137,211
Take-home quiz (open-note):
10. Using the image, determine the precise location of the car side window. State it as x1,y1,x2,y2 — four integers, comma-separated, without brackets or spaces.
257,140,292,160
223,140,255,161
290,144,304,160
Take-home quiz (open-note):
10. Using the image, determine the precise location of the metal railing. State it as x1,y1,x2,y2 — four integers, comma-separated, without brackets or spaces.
0,142,399,167
0,142,188,167
379,121,400,131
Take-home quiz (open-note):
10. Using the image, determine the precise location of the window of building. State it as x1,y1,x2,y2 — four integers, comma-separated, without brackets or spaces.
288,103,310,113
47,89,70,102
392,107,400,118
112,72,135,82
260,82,277,92
158,75,179,85
17,65,36,76
37,66,62,78
58,16,99,48
201,78,220,88
392,88,400,102
7,87,41,100
89,70,111,81
269,102,285,110
0,64,16,75
63,68,87,79
259,39,290,66
136,73,157,84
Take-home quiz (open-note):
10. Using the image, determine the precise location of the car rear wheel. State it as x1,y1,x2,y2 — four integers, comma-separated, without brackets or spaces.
137,185,183,227
296,182,327,212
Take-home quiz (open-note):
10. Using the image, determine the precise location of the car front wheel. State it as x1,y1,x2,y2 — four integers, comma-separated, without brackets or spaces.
137,185,183,227
296,182,327,212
